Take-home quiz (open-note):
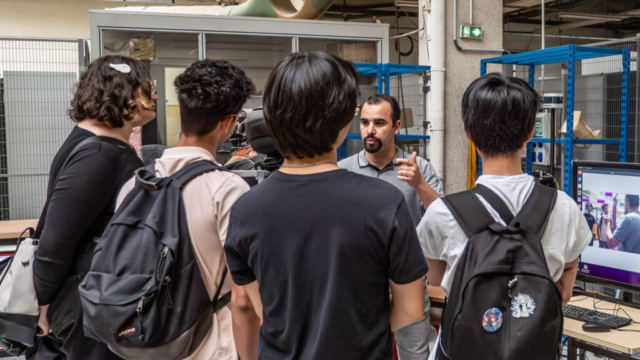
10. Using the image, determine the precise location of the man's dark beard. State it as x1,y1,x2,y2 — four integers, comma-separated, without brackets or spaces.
363,135,382,153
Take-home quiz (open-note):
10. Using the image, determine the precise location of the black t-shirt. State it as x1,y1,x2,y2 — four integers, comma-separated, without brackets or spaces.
224,169,428,360
45,126,94,196
584,213,596,235
34,127,143,305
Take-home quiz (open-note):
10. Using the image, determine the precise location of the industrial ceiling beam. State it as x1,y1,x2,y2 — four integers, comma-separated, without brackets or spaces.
532,18,615,33
503,0,554,14
532,9,634,34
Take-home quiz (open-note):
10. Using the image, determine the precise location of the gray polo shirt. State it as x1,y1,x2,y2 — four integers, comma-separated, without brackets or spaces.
338,147,443,226
614,211,640,254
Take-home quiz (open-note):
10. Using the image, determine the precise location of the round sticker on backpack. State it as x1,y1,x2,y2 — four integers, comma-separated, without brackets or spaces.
482,307,503,333
511,293,536,318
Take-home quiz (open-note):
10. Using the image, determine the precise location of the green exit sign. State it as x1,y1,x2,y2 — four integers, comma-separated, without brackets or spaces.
460,25,483,39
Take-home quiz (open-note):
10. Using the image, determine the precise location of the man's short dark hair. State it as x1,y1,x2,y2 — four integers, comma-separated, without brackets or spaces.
263,52,359,159
174,59,254,136
602,204,609,210
365,94,401,122
627,194,639,208
462,72,540,156
69,55,152,128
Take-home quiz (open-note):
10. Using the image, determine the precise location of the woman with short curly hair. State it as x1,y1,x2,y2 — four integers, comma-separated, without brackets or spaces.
30,55,158,359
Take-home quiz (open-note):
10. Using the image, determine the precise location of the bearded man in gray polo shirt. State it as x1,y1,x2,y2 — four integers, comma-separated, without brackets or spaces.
339,94,443,360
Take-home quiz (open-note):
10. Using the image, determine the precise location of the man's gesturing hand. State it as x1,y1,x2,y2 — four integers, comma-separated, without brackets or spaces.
397,152,424,190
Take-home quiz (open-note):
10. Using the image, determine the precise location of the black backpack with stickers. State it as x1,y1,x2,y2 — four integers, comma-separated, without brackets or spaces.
437,183,563,360
79,161,231,360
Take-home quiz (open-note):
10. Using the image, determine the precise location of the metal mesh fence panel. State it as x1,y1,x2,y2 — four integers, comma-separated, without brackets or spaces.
503,47,635,192
589,40,639,164
389,72,428,158
583,39,640,302
0,38,81,220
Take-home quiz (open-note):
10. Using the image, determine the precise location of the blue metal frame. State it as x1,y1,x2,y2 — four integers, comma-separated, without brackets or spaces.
478,45,630,196
338,63,432,160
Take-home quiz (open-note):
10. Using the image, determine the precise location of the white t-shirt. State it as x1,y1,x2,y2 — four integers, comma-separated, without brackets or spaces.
420,174,591,360
419,174,592,297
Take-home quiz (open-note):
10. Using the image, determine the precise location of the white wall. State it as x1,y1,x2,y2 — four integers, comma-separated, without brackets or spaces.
0,0,169,39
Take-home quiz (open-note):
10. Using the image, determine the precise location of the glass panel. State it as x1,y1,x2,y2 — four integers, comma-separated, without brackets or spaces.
101,30,200,146
205,34,293,109
298,38,378,64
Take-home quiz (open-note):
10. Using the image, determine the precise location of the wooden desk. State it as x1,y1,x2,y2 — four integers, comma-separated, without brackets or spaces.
564,295,640,359
427,285,445,326
428,285,445,304
0,219,38,240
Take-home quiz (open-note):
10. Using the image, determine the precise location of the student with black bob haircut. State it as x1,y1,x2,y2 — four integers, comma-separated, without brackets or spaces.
225,52,428,360
174,59,255,136
419,72,591,360
262,51,359,159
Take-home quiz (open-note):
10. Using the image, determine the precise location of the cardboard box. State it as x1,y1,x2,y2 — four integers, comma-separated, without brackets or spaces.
327,42,377,64
129,38,156,61
400,108,414,128
560,111,601,149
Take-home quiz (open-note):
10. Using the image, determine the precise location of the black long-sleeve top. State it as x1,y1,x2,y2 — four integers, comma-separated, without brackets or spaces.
33,127,142,305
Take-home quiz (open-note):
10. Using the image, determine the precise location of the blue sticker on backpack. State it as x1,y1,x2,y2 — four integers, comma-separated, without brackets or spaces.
482,307,503,333
511,293,536,318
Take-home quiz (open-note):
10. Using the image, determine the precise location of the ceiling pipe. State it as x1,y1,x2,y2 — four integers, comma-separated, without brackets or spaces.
503,31,618,41
426,0,446,185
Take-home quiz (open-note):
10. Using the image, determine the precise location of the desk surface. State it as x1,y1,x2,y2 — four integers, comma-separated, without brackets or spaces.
0,220,38,240
428,285,445,304
564,295,640,355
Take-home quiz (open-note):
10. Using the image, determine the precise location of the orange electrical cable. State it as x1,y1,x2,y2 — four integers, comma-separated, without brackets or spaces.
467,141,477,190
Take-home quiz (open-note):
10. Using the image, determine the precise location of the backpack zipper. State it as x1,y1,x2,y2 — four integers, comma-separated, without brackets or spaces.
135,292,155,340
156,246,169,281
137,296,145,340
164,276,173,308
505,276,517,359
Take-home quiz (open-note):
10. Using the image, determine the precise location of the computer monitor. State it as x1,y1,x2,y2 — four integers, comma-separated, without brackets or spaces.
573,161,640,292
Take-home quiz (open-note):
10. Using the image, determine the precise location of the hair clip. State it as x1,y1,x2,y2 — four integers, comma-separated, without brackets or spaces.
109,63,131,74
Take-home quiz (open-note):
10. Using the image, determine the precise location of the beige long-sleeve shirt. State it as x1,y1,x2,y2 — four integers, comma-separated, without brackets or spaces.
117,146,250,360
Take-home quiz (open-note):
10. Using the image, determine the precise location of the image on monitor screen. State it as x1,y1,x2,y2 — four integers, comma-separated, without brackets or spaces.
574,162,640,289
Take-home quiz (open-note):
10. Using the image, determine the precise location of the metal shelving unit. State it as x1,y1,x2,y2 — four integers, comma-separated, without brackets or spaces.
339,63,431,160
480,45,630,196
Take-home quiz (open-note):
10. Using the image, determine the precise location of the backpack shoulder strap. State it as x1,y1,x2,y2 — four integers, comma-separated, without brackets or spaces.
473,184,515,225
212,267,231,313
35,136,103,238
512,183,558,239
442,190,497,239
171,161,230,189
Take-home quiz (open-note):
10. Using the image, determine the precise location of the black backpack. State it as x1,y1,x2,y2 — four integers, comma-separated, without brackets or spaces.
79,160,232,360
437,183,563,360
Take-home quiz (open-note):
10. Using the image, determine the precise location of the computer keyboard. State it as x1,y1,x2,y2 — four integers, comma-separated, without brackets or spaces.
563,304,632,329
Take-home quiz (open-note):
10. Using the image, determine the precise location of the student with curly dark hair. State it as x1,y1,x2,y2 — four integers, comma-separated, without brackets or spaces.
30,55,158,359
117,58,255,360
